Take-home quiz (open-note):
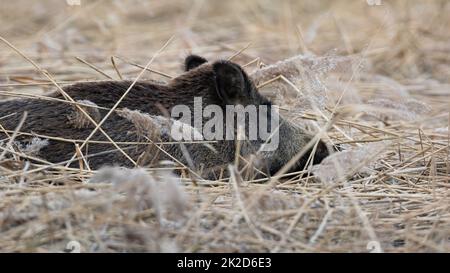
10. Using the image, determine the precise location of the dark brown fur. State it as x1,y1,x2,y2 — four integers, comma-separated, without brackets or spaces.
0,56,329,178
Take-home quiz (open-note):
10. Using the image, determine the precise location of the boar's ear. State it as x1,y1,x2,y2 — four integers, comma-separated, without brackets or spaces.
184,55,208,71
213,61,249,105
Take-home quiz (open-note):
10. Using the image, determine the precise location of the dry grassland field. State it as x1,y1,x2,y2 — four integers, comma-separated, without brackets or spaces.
0,0,449,253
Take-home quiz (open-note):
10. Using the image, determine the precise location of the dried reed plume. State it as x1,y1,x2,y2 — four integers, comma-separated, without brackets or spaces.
0,0,449,253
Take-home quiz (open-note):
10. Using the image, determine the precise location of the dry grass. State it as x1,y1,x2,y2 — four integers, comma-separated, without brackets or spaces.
0,0,449,252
